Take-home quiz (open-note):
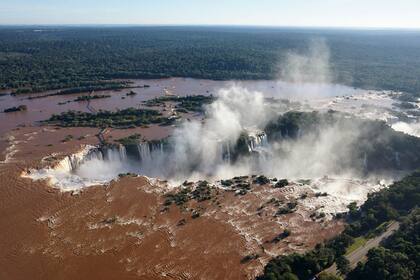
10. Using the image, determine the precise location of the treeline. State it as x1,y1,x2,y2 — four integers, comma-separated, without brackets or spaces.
24,81,130,99
1,27,420,96
258,234,352,280
12,80,130,95
345,172,420,236
257,171,420,280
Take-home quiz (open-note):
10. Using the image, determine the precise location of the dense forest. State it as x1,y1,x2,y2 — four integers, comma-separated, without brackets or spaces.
258,171,420,280
1,26,420,96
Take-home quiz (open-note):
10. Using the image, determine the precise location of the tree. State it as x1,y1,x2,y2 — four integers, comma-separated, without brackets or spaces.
347,202,359,219
336,256,351,275
347,247,413,280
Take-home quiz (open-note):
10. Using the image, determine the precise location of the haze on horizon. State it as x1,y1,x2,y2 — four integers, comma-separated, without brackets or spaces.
1,0,420,29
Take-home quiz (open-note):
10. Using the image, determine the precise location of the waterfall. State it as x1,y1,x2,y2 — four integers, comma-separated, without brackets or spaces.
119,145,127,160
87,150,103,161
216,141,233,164
394,151,401,167
363,152,368,170
54,145,99,172
297,127,302,138
104,145,127,162
136,141,165,164
137,143,152,162
223,142,231,163
248,131,268,153
54,141,168,172
154,142,165,158
23,140,165,191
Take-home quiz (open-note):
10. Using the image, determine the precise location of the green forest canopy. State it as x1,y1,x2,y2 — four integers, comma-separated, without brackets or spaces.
1,26,420,96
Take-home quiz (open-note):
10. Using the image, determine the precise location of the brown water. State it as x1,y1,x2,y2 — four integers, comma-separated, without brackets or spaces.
0,78,366,136
0,78,224,135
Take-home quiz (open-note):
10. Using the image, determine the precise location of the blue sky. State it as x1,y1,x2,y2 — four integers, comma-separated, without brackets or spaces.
1,0,420,28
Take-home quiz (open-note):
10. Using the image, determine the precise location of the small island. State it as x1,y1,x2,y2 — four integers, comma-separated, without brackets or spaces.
4,105,27,113
74,95,111,102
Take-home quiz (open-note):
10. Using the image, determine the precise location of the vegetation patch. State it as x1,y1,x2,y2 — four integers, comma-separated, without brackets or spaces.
348,209,420,280
126,90,137,96
220,179,234,187
274,179,289,188
191,181,212,202
271,229,292,243
254,175,270,185
61,134,73,142
241,254,260,264
276,202,297,216
74,94,111,101
164,188,191,206
143,95,214,113
345,236,367,255
44,108,168,128
164,181,215,207
2,27,420,96
116,134,142,145
22,81,130,96
4,105,27,113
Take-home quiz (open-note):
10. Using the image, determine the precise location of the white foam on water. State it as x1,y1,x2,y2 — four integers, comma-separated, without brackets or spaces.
22,145,125,191
302,177,388,215
392,121,420,138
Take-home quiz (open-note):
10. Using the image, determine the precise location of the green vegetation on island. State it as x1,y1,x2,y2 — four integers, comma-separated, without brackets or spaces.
74,94,111,102
3,105,27,113
164,181,213,206
17,81,130,95
44,108,170,128
143,95,215,113
116,134,142,145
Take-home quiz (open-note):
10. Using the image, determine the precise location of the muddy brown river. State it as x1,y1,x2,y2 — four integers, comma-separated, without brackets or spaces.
0,78,367,136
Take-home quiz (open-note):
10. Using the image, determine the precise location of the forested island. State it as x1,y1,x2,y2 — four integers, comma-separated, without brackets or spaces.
143,95,215,113
1,26,420,97
3,105,27,113
74,94,111,102
44,108,173,128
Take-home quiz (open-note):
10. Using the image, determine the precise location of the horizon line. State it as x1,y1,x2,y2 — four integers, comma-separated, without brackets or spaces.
1,23,420,31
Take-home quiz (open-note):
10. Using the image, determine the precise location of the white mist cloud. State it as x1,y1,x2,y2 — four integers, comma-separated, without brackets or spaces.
166,85,273,181
279,38,332,85
260,122,362,179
